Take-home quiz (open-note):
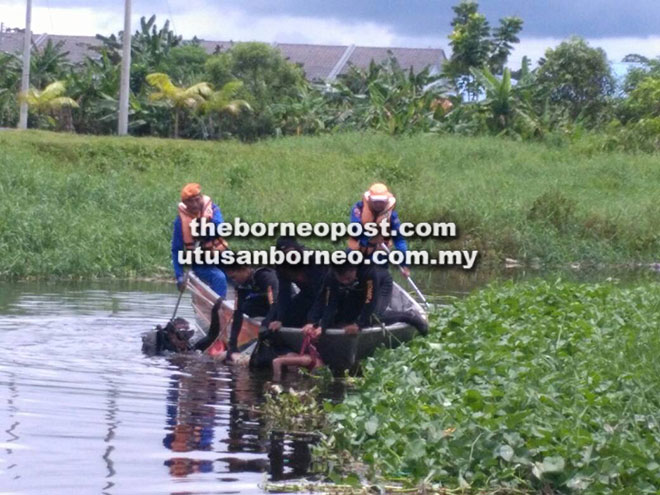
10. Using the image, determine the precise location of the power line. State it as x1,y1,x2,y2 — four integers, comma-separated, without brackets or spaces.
45,0,55,34
165,0,177,35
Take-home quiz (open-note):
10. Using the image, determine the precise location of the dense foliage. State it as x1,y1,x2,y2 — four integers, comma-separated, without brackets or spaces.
0,2,658,150
320,281,660,493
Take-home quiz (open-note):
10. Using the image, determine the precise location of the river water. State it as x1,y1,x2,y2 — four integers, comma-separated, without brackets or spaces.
1,268,653,494
0,281,329,495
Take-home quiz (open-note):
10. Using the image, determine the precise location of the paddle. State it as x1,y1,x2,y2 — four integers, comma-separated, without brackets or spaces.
170,240,199,323
379,243,430,310
170,270,190,322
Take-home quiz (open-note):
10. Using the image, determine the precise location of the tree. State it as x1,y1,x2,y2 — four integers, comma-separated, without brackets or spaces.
19,81,79,130
270,84,330,136
199,80,251,139
534,37,615,124
332,55,447,135
30,39,71,89
470,66,537,137
0,52,21,127
471,67,514,131
621,54,660,94
205,42,305,139
160,44,209,85
489,17,524,74
622,76,660,122
443,1,523,100
66,51,121,134
146,72,212,138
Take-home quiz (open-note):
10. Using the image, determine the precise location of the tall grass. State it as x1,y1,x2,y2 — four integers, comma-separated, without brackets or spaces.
1,130,659,279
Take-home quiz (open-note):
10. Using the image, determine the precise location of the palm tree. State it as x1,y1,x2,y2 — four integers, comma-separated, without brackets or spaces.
19,80,79,130
146,72,212,138
203,80,250,114
200,80,251,138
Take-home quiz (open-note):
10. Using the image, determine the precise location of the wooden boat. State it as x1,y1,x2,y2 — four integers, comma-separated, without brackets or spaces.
187,272,427,373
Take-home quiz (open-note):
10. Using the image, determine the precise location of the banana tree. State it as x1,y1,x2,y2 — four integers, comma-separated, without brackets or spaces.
335,55,446,135
270,84,328,136
146,72,212,138
470,66,531,135
19,80,78,130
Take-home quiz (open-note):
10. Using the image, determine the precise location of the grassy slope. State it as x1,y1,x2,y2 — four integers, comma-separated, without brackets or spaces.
1,130,659,279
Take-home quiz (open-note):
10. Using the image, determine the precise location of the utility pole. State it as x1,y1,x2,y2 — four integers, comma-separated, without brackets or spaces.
18,0,32,130
117,0,131,136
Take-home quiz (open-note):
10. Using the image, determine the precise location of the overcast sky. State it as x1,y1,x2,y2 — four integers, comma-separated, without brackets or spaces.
1,0,658,67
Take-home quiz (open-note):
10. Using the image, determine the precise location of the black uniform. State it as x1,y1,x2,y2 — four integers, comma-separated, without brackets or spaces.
230,267,279,352
317,265,427,333
274,264,328,328
194,267,278,353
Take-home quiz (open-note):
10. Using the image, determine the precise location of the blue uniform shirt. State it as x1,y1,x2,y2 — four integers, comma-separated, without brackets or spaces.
171,203,224,280
349,200,408,254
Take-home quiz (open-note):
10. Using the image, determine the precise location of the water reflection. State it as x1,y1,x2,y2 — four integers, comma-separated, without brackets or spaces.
103,377,119,494
160,355,315,484
0,281,309,494
163,357,218,478
3,371,20,478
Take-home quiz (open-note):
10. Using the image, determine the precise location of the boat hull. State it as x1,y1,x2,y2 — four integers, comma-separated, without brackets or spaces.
187,272,427,372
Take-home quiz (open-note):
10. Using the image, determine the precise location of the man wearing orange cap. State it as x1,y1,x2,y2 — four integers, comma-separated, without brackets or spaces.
171,183,229,297
348,183,410,277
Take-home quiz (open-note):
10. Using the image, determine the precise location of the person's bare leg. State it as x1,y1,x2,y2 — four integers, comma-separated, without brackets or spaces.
272,356,285,381
272,354,313,380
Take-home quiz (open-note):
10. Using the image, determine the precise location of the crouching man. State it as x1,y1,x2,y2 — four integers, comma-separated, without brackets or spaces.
194,261,278,360
314,262,427,336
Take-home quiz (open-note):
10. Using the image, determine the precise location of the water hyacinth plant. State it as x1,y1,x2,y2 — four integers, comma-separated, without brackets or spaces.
318,280,660,493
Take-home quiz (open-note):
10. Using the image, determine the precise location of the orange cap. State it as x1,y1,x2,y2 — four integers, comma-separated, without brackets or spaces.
181,183,201,201
365,182,391,202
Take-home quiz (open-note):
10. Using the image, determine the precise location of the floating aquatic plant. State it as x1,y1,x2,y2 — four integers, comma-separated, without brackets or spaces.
318,280,660,493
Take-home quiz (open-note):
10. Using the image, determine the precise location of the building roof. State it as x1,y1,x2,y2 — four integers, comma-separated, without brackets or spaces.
0,31,25,55
275,43,350,81
342,46,446,76
0,30,446,81
45,34,103,62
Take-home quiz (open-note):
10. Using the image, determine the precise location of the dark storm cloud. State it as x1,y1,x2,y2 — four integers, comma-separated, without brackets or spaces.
45,0,660,38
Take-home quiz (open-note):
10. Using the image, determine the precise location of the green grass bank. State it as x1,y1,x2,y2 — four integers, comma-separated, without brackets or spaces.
1,130,659,279
319,280,660,493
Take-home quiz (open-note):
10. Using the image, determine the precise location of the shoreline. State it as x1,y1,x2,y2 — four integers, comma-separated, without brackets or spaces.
2,130,659,280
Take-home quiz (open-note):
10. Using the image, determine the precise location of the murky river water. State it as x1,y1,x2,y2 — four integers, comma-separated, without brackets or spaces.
0,281,331,495
0,268,654,494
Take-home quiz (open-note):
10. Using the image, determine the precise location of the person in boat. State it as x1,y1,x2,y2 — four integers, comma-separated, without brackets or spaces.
348,182,410,278
194,260,279,359
311,261,428,336
172,183,229,298
248,237,329,374
266,237,328,332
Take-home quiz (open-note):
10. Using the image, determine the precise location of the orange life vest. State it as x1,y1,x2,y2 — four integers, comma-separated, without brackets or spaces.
347,193,396,255
178,195,228,252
